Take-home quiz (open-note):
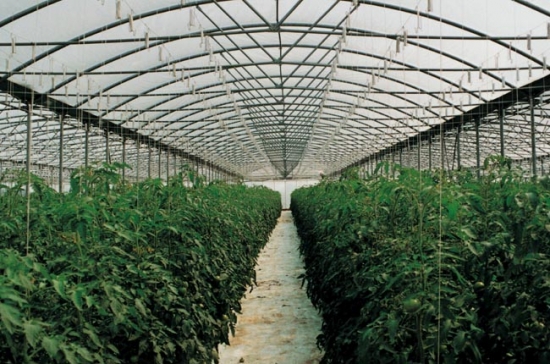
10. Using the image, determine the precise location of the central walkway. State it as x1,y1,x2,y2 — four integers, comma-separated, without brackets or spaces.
218,211,323,364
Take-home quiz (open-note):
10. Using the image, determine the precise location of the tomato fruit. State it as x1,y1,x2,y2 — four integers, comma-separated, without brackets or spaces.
474,281,485,289
403,298,421,313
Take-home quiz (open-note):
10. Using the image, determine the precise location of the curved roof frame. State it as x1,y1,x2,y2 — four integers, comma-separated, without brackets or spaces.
1,0,550,179
2,5,475,128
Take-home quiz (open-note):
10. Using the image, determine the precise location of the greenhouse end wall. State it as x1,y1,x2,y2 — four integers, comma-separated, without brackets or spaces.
245,180,318,209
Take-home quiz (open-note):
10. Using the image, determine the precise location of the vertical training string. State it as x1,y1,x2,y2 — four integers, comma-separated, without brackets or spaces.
436,1,443,363
26,91,34,256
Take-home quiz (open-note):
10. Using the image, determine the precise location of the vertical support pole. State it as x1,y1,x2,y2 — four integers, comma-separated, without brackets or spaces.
26,94,33,255
122,135,126,182
417,136,421,171
399,148,403,166
407,140,411,168
136,140,140,183
530,95,537,177
105,130,110,164
166,149,169,182
499,108,505,157
173,154,178,176
475,119,481,179
184,157,187,181
26,98,33,185
428,137,432,171
456,126,461,170
148,147,152,179
439,124,446,171
391,152,396,178
59,115,64,192
158,149,162,180
84,123,90,168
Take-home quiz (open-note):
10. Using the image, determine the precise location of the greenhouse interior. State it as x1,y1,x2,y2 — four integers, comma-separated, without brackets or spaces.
1,1,550,363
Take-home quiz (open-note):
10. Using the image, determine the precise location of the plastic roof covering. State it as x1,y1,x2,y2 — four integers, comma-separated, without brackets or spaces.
0,0,550,180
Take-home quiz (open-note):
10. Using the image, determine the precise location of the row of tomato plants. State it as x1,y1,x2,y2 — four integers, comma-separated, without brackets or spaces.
0,163,281,363
292,157,550,363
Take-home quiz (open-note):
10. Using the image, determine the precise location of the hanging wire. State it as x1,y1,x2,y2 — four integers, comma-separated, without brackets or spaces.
436,1,445,363
25,90,34,256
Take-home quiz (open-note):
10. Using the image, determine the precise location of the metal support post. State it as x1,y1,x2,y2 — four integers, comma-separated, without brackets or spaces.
158,150,162,180
122,135,126,182
26,99,33,187
84,123,90,168
530,95,537,177
499,108,505,157
166,149,169,181
428,137,432,171
456,126,461,170
475,119,481,179
417,136,421,171
59,115,64,192
136,140,140,183
148,147,152,179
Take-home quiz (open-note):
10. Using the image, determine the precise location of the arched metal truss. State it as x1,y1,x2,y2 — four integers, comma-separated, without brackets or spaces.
0,0,550,181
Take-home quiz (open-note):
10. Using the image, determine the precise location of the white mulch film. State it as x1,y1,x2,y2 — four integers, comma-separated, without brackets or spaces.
218,211,323,364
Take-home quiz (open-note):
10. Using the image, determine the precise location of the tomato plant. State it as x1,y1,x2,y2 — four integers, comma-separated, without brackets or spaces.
0,164,281,363
292,158,550,363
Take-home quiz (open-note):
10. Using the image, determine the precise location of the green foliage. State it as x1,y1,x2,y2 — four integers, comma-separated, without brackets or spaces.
292,159,550,363
0,165,281,363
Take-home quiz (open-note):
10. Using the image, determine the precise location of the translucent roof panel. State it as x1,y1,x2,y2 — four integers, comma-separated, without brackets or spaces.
1,0,550,180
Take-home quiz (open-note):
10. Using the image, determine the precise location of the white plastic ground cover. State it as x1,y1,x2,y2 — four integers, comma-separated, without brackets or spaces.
0,0,549,180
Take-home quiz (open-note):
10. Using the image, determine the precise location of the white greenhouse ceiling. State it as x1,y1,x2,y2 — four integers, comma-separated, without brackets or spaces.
1,0,550,180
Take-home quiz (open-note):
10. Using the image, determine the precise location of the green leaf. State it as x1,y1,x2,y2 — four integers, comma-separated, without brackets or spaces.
0,302,22,333
52,278,67,299
460,227,477,240
381,271,406,293
71,288,85,311
76,346,95,362
106,343,120,355
110,299,126,321
453,331,466,352
62,345,78,364
33,262,50,278
23,320,43,347
85,295,96,308
83,323,103,348
447,200,460,220
17,271,34,290
465,242,480,257
116,230,134,241
42,336,60,358
387,318,399,343
0,289,27,305
111,246,134,259
165,226,179,234
446,265,468,286
135,298,147,316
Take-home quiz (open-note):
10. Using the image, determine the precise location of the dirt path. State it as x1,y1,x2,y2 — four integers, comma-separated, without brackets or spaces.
218,211,323,364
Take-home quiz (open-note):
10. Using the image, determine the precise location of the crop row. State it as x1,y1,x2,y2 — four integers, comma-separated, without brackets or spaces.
0,163,281,364
292,158,550,363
